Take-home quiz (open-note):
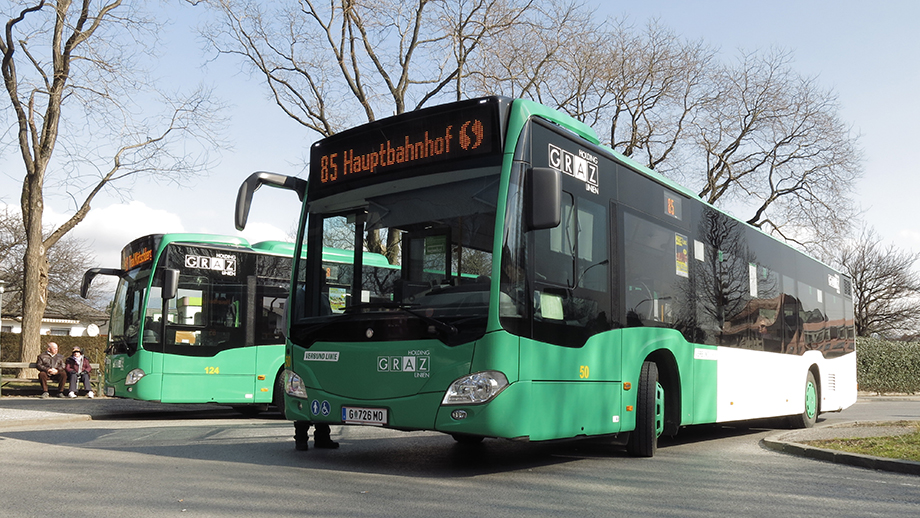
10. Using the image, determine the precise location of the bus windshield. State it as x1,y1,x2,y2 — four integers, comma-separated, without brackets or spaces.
109,268,157,356
293,170,500,346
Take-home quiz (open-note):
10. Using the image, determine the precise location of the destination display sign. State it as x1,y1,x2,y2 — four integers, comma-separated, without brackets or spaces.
121,234,161,271
309,99,504,194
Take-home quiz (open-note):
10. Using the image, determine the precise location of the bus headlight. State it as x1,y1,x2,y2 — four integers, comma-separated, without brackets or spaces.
442,371,509,405
125,368,145,386
283,369,308,399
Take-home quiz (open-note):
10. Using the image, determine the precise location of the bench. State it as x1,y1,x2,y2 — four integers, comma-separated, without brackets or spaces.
0,361,102,395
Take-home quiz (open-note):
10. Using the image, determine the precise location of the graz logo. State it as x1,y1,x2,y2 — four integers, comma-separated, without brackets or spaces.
185,253,238,276
377,355,430,378
548,143,599,194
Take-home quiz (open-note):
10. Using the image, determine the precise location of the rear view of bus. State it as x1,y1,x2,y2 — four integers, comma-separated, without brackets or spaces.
247,96,855,456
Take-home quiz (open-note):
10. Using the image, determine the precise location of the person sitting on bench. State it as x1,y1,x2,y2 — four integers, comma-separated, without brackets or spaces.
36,342,67,399
65,346,94,398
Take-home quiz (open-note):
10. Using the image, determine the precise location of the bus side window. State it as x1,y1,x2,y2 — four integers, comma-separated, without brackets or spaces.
535,193,575,288
623,212,689,330
532,192,610,347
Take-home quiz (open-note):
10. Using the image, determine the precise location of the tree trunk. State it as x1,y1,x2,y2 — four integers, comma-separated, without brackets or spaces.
18,171,50,379
18,238,49,379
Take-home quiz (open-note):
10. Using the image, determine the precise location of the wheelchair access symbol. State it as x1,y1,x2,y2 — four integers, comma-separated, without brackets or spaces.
311,399,331,416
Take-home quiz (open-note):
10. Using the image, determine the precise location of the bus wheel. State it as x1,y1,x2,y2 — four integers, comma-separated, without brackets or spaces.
272,371,287,417
788,371,818,429
627,361,664,457
451,433,484,445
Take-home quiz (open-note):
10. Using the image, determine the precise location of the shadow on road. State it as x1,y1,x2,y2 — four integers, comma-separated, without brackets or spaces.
0,408,798,478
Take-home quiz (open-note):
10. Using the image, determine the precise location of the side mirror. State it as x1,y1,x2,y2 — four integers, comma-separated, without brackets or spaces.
235,171,308,230
162,269,180,300
81,268,127,299
526,167,562,231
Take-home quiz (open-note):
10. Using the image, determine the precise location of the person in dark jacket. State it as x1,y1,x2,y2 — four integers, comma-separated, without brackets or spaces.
36,342,67,398
65,346,94,398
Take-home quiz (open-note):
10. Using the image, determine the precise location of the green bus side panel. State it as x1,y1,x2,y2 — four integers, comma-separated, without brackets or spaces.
519,331,622,382
160,373,254,403
158,348,256,404
527,381,622,440
691,345,719,424
130,373,163,401
433,380,622,441
254,345,285,400
468,330,521,382
618,327,719,427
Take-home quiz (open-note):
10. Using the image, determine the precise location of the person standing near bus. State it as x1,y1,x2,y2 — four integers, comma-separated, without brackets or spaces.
65,347,94,398
294,421,339,450
36,342,67,398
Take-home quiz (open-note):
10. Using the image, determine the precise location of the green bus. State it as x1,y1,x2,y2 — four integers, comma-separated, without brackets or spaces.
81,233,391,412
237,97,856,455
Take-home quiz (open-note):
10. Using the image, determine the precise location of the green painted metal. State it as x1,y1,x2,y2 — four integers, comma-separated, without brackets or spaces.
805,378,818,420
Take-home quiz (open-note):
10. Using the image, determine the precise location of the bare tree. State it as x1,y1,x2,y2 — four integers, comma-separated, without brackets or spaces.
0,208,106,320
837,227,920,338
554,29,860,248
1,1,224,372
202,0,568,262
205,2,861,255
464,1,593,102
475,18,860,249
203,0,530,135
690,49,862,248
548,20,714,177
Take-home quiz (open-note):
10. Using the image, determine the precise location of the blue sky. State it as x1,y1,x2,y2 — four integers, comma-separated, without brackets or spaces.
1,0,917,275
603,0,920,251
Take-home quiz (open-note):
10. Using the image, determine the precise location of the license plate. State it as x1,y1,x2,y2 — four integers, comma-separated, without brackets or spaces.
342,406,388,426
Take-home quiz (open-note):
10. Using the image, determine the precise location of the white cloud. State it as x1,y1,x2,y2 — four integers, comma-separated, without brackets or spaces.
48,201,186,269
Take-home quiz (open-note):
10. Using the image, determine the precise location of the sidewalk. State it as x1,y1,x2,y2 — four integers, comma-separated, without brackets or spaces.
762,421,920,476
0,394,238,429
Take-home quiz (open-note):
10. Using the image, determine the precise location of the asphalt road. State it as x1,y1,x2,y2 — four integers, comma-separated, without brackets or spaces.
0,397,918,517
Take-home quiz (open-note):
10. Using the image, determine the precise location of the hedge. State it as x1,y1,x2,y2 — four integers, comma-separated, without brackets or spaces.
856,337,920,395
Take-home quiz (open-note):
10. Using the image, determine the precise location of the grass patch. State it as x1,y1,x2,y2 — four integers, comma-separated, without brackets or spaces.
805,422,920,462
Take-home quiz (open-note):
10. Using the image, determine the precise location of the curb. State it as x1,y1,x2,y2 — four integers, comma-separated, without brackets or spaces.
763,425,920,476
0,414,93,430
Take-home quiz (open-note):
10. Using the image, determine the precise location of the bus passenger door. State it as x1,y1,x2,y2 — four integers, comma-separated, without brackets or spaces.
160,275,257,404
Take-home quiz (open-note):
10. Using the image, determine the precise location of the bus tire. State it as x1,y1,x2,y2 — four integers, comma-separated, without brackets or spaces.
788,370,818,429
272,370,287,418
627,361,663,458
